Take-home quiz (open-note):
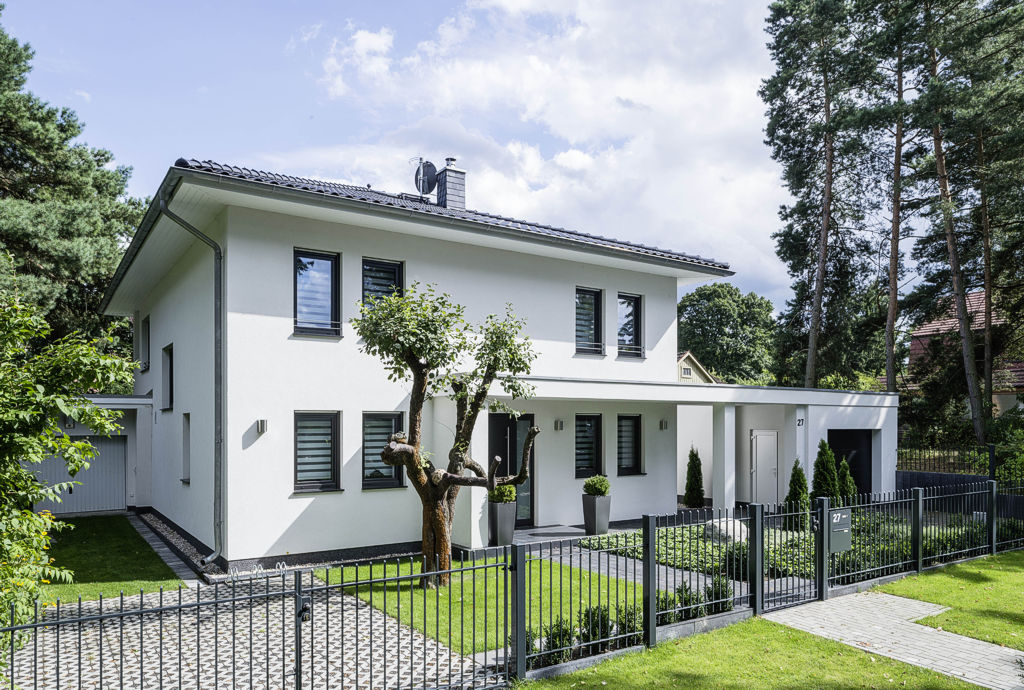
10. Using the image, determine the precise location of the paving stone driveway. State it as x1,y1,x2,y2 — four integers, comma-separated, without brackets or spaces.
4,578,503,689
765,591,1024,690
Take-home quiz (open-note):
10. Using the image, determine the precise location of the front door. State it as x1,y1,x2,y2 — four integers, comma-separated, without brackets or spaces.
751,430,779,504
488,413,535,527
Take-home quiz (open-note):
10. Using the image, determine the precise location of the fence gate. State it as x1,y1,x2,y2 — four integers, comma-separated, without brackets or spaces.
761,504,820,612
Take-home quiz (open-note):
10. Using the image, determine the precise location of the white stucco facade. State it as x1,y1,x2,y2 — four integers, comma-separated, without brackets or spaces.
94,161,899,566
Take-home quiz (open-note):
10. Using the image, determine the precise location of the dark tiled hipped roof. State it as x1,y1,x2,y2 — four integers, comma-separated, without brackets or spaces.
173,158,731,273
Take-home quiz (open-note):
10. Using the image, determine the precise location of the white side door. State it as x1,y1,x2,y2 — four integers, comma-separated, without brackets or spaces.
751,430,779,505
34,436,127,514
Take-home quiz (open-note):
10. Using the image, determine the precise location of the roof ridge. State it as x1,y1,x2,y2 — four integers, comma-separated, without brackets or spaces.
173,157,731,271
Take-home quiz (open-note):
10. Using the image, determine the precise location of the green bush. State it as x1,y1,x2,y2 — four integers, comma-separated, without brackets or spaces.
837,457,858,506
487,484,516,503
783,459,810,529
683,446,705,508
997,518,1024,543
542,618,576,665
583,475,610,496
704,574,734,614
995,452,1024,485
578,604,612,653
676,582,707,620
655,590,679,625
615,604,643,645
811,440,840,503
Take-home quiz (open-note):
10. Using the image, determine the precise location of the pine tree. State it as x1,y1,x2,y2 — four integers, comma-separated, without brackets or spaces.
683,447,705,509
0,8,144,348
810,440,840,502
837,456,858,505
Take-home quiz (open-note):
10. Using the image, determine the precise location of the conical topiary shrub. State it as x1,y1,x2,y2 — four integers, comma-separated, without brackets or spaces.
837,456,858,506
810,439,840,503
683,446,705,508
784,459,809,529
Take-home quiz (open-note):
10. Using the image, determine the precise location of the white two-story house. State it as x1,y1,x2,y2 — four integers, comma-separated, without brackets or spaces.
41,157,898,571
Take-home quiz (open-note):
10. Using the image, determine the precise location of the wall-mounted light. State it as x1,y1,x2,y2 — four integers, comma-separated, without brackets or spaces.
257,419,268,434
658,419,669,431
553,419,564,431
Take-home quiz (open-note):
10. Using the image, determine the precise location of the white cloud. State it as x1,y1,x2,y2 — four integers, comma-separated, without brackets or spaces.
268,1,792,303
74,89,91,102
286,21,326,54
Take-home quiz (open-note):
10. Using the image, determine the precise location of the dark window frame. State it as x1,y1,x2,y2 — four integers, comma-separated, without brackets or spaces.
139,316,151,372
362,258,405,301
575,287,604,355
616,293,643,358
616,414,642,476
293,248,341,336
574,413,603,479
293,412,341,492
682,367,693,377
362,412,405,489
160,343,174,411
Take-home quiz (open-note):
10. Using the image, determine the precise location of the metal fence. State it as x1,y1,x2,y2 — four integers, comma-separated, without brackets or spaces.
896,446,993,476
3,482,1024,688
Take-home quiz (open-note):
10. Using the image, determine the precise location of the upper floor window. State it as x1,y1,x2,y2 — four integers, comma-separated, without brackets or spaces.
363,413,404,489
575,414,602,478
617,415,641,475
617,294,642,357
575,288,603,355
160,344,174,410
294,412,340,491
294,249,340,336
682,367,693,377
138,316,151,372
362,259,404,301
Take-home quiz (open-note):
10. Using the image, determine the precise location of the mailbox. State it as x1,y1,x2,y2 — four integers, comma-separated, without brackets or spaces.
829,508,852,553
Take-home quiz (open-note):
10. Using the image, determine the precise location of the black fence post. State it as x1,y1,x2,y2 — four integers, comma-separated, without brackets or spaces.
988,443,997,480
987,480,998,556
509,544,527,681
748,504,764,615
642,514,657,647
912,487,924,572
815,497,829,601
293,570,306,689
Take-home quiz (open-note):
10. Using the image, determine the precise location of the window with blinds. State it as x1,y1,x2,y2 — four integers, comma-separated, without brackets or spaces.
575,414,602,478
362,259,404,301
363,413,404,488
617,294,643,357
294,249,340,335
617,415,641,475
576,288,603,354
294,413,339,491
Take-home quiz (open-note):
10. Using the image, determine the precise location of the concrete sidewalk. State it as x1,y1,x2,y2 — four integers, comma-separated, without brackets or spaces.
765,591,1023,690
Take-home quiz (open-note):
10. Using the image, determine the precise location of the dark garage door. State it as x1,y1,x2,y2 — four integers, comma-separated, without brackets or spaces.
827,429,872,495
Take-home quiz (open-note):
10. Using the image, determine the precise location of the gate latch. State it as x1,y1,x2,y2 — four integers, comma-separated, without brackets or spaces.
297,595,311,623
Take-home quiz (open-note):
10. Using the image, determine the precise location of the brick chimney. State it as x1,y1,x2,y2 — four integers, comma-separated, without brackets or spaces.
436,157,466,210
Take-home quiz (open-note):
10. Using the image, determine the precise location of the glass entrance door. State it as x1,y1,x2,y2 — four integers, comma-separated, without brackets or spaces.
488,413,535,527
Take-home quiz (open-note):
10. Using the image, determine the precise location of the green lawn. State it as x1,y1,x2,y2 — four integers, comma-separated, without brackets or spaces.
317,555,641,654
527,617,974,689
41,515,183,604
877,549,1024,651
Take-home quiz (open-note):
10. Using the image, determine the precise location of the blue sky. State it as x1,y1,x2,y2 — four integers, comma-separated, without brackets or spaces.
5,0,791,305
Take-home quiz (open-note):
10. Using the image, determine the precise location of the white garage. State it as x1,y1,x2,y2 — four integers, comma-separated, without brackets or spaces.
35,435,128,515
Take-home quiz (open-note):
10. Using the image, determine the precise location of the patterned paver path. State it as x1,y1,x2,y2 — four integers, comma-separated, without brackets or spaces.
765,591,1024,690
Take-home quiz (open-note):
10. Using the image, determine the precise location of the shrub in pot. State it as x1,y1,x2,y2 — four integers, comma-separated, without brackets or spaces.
488,484,517,547
582,475,611,535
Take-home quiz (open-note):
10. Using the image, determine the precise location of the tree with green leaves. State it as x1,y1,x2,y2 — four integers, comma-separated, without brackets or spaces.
810,439,840,502
761,0,876,388
0,287,132,651
676,283,775,384
0,8,144,352
784,459,810,528
683,447,705,508
352,284,539,585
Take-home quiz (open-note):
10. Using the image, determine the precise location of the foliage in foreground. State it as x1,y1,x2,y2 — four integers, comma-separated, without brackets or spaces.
0,292,133,656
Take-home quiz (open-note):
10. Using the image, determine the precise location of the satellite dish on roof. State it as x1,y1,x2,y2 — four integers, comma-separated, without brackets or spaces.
414,159,437,195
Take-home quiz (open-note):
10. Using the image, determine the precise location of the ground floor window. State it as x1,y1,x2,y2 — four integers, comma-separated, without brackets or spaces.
575,414,602,478
294,412,339,491
617,414,641,475
363,413,404,488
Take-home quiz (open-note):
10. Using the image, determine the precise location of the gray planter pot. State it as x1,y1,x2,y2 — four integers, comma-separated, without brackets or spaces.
488,502,516,546
582,494,611,535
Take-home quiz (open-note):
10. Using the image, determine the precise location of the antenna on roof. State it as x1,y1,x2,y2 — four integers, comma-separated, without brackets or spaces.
410,157,437,195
